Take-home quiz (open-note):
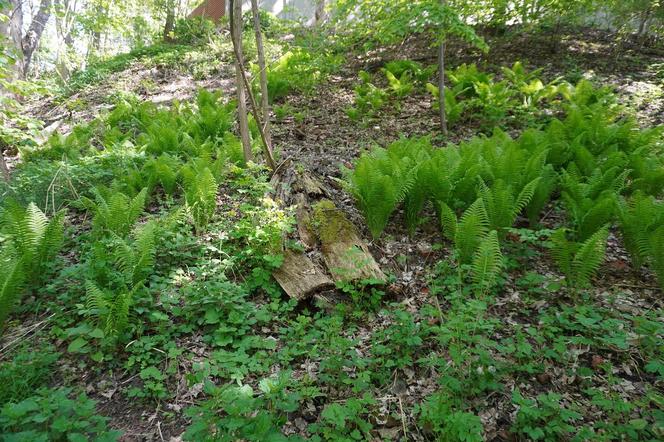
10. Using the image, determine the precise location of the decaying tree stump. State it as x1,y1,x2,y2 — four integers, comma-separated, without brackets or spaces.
270,167,385,300
311,200,386,284
272,249,333,300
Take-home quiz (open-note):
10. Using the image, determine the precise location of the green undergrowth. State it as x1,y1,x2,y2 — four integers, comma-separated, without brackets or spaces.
345,78,664,293
0,21,663,440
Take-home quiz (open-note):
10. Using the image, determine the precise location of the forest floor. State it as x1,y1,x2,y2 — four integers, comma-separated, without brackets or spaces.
3,27,664,441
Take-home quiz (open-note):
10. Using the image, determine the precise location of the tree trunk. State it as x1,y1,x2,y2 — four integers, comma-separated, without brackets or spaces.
251,0,271,147
638,8,652,37
54,0,76,80
230,0,252,162
315,0,326,26
163,0,176,41
21,0,53,76
437,0,448,136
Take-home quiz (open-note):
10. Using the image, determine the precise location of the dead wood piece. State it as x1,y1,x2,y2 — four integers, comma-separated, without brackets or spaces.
273,249,334,300
294,193,317,249
0,152,10,182
299,172,325,196
313,200,385,284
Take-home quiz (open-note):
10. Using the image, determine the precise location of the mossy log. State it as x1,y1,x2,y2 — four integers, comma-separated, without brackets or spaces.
271,169,385,300
312,200,386,284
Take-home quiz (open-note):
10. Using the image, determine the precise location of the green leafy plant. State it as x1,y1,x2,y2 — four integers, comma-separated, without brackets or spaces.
346,71,389,121
384,59,436,84
477,177,540,234
472,230,504,294
0,346,59,406
619,193,664,290
0,387,120,441
426,83,465,126
84,221,156,340
419,392,484,442
550,226,609,289
185,374,303,441
0,203,65,328
511,390,581,441
309,394,376,441
440,198,489,265
181,165,218,232
343,140,422,237
384,69,415,97
561,170,621,241
260,48,341,102
84,187,148,237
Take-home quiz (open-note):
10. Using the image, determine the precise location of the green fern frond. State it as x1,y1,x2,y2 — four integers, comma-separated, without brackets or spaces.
551,226,608,289
455,198,489,264
471,230,503,293
439,202,457,242
0,255,26,330
648,226,664,292
571,226,609,288
514,178,541,218
184,166,218,233
88,187,147,237
550,228,576,280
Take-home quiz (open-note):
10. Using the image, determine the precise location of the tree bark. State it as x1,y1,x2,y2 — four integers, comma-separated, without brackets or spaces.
437,0,448,136
251,0,271,147
54,0,77,80
21,0,53,76
230,0,252,162
315,0,326,26
163,0,176,41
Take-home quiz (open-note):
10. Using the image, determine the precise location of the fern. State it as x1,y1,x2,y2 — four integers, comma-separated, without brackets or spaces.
1,202,65,286
85,281,134,338
649,226,664,291
344,139,424,238
181,165,218,232
84,187,148,237
112,221,157,287
478,177,540,234
142,154,180,195
551,226,609,289
384,69,414,98
188,89,235,143
471,230,503,293
426,83,465,126
618,194,664,290
454,198,490,264
0,203,65,330
618,193,663,268
0,255,26,330
561,171,618,241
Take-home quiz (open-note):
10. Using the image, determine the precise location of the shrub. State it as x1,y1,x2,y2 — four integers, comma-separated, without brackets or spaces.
173,17,216,44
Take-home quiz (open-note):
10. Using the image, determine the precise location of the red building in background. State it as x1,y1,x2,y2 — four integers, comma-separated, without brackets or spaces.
189,0,226,23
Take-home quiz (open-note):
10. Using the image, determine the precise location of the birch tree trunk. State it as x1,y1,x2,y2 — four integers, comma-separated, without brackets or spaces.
251,0,271,147
437,0,448,136
230,0,252,162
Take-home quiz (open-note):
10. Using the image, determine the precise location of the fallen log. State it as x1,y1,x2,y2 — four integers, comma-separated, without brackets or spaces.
312,199,385,284
270,168,385,300
272,249,334,300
